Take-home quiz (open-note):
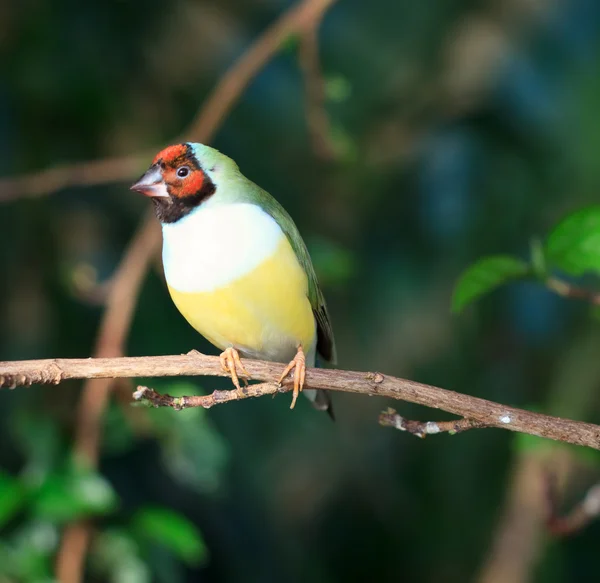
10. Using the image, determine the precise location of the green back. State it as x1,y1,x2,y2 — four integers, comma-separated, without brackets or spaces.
254,186,336,364
189,143,336,364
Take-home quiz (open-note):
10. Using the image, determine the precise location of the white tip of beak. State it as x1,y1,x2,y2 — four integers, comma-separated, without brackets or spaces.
130,164,170,198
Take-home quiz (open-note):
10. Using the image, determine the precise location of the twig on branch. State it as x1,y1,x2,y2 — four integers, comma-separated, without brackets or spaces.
545,473,600,536
378,407,487,438
546,277,600,306
134,382,281,409
136,388,487,439
2,351,600,450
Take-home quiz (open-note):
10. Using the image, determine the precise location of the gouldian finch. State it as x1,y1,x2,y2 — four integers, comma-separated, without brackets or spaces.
131,143,336,415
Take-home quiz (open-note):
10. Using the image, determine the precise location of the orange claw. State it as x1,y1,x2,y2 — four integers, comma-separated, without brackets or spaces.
278,346,306,409
219,347,250,396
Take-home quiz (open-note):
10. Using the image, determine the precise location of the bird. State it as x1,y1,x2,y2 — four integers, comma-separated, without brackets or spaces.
130,142,336,416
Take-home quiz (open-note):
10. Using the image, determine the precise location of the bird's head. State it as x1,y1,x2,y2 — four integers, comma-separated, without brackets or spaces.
131,143,222,223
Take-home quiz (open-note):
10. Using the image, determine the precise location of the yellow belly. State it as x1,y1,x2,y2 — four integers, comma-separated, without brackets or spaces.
167,238,316,362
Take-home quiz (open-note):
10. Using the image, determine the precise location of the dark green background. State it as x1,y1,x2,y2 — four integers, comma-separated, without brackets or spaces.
2,0,600,581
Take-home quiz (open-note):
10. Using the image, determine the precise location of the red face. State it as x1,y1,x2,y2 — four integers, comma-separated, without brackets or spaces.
131,143,209,200
131,143,216,223
152,144,207,199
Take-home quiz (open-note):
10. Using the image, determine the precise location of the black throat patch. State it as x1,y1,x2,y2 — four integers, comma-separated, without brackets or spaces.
152,178,216,224
151,143,217,224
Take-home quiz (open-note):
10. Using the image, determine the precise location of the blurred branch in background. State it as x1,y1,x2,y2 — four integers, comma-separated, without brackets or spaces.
546,475,600,536
184,0,337,145
53,211,159,583
0,0,337,202
2,352,600,450
0,153,148,203
477,328,600,583
448,207,600,582
43,0,339,581
545,277,600,306
298,10,338,160
448,212,600,581
475,451,569,583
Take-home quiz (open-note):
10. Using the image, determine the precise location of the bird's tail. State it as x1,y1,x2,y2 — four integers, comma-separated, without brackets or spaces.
303,353,334,420
304,388,335,420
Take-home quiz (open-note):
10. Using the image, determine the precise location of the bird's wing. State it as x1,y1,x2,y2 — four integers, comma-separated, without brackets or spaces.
253,187,336,364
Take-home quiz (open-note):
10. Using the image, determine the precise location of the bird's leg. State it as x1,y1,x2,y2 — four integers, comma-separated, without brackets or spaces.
219,347,250,397
278,345,306,409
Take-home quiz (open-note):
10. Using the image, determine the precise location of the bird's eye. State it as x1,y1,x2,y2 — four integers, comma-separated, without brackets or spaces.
177,166,190,178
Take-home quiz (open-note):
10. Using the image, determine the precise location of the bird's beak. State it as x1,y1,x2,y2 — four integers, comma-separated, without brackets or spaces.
130,164,169,198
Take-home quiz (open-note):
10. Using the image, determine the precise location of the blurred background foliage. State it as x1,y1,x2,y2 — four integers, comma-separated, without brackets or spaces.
2,0,600,581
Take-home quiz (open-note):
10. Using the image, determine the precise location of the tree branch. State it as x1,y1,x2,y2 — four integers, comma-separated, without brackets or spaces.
185,0,337,144
378,408,487,437
546,277,600,306
53,212,159,583
0,154,148,203
2,352,600,450
298,8,337,160
476,327,600,583
476,452,554,583
133,382,280,409
545,473,600,536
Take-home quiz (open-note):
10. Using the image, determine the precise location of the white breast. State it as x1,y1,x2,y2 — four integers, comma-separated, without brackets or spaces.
161,203,285,292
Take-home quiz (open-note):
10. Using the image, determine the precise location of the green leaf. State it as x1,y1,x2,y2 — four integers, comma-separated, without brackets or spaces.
91,529,151,583
132,507,207,566
33,474,78,521
328,123,358,163
452,256,529,313
103,402,136,456
325,75,352,103
146,382,228,493
0,521,58,579
70,466,118,515
0,472,25,528
33,465,118,522
11,411,60,487
546,205,600,276
530,237,548,279
0,542,16,576
279,33,300,54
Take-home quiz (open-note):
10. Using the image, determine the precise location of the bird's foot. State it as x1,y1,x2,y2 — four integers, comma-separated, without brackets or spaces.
278,346,306,409
219,347,250,397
